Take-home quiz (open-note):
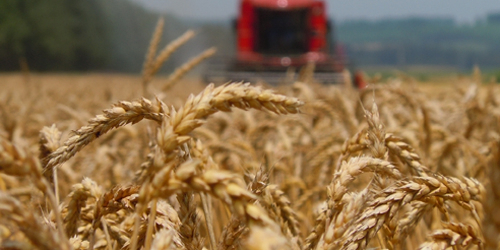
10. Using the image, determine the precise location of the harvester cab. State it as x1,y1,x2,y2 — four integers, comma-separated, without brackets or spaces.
203,0,346,84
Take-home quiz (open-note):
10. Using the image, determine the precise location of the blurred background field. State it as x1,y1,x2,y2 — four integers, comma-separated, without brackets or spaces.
1,0,500,78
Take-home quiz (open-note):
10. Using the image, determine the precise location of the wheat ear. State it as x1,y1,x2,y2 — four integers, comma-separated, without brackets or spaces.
152,30,196,76
418,222,483,250
142,17,164,95
162,47,217,92
39,124,63,202
0,138,70,249
39,124,62,166
385,133,430,176
305,156,402,250
63,177,103,237
132,83,303,249
338,175,484,250
0,193,65,250
152,82,303,169
176,192,205,250
262,184,302,238
43,98,167,176
150,228,176,250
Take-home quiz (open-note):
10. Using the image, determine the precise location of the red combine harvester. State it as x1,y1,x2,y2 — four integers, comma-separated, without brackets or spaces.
204,0,346,84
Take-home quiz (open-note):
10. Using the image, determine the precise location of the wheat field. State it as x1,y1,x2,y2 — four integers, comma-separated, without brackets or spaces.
1,21,500,250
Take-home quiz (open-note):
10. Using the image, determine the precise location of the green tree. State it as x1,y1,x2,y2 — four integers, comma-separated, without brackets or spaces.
0,0,109,71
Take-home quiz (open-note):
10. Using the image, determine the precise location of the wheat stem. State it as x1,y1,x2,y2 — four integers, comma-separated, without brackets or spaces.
144,198,158,250
200,193,217,250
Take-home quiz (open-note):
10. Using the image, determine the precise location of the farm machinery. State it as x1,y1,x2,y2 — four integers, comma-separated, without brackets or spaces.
204,0,347,84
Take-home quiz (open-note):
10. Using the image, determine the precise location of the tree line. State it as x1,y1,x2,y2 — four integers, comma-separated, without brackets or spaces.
337,16,500,70
0,0,189,72
0,0,109,71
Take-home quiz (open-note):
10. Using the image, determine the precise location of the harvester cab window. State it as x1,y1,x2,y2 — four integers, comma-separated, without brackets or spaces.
255,8,308,55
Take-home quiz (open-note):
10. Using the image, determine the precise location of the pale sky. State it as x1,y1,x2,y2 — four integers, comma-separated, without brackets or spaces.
132,0,500,23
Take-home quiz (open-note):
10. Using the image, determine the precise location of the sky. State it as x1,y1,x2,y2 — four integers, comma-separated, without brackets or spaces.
132,0,500,23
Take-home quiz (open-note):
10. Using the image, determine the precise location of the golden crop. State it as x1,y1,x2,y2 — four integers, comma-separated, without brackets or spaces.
0,20,498,250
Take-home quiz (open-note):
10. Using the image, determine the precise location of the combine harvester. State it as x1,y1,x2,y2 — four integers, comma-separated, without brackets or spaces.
204,0,347,84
